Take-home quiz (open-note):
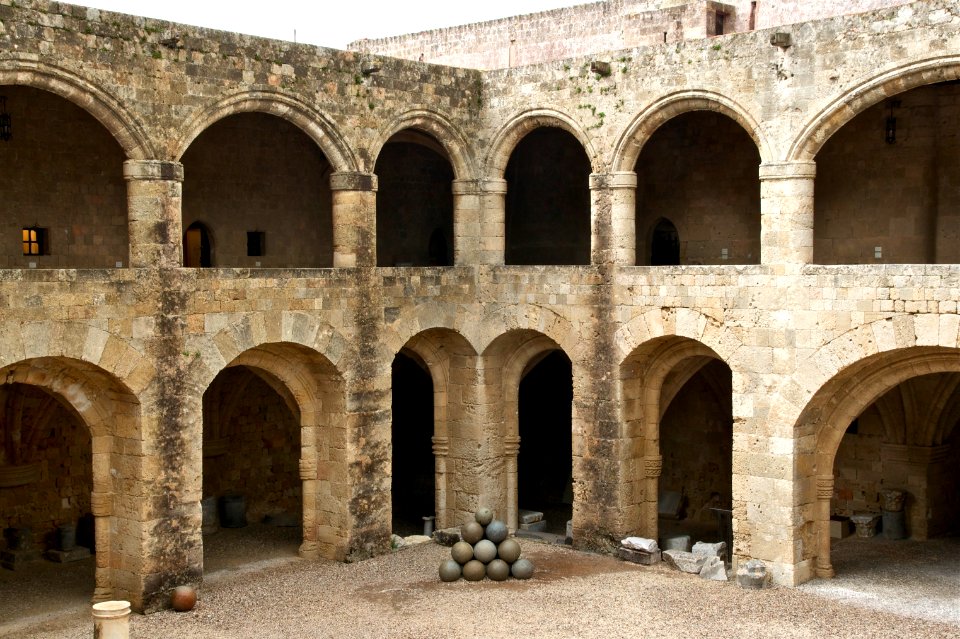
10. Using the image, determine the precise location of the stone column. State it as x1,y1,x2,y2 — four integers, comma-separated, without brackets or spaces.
453,178,506,265
815,474,835,578
299,444,319,559
91,600,131,639
90,490,113,602
432,436,450,528
589,171,637,266
759,161,816,266
124,160,184,268
643,454,662,537
504,435,521,530
330,172,378,268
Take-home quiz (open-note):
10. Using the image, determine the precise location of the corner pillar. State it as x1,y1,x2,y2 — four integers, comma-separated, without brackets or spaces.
759,161,816,266
331,172,378,267
589,171,637,266
123,160,184,268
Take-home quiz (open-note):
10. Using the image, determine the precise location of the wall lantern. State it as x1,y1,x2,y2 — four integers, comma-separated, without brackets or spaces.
0,96,11,142
885,100,900,145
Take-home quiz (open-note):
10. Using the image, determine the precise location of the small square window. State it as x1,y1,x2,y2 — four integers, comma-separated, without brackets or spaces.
247,231,265,257
22,227,48,256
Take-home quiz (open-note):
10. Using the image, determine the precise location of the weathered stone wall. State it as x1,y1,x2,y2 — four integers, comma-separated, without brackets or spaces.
0,0,958,612
350,0,914,69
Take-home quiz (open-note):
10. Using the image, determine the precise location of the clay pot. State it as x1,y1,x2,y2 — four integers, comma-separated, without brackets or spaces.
171,585,197,612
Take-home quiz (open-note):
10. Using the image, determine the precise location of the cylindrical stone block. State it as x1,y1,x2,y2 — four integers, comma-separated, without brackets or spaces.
92,600,131,639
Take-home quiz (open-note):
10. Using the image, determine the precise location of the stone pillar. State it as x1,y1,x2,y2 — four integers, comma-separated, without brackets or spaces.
90,490,113,602
330,172,378,268
759,161,816,266
815,474,834,578
452,178,506,265
589,172,637,266
299,449,319,559
432,436,450,529
643,454,662,537
124,160,184,268
504,435,520,530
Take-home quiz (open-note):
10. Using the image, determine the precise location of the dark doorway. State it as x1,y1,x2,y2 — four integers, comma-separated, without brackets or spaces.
391,351,435,536
505,128,591,265
650,218,680,265
518,350,573,535
184,221,212,267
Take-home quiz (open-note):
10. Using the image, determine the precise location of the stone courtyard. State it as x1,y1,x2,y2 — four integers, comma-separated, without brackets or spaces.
0,0,959,618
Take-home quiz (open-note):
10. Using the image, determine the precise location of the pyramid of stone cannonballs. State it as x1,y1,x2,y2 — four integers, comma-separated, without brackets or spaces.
438,507,534,582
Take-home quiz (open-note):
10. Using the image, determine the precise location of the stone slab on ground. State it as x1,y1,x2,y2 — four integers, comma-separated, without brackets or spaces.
737,559,769,589
520,520,547,532
699,556,728,581
692,541,726,558
518,510,544,524
662,549,707,574
617,546,661,565
622,537,658,552
432,528,460,546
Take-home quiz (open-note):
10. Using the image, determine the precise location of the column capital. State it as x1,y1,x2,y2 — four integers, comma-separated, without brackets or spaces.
330,171,378,191
644,455,663,478
589,171,637,190
504,435,520,455
91,492,113,517
759,161,816,181
123,159,183,182
815,474,834,500
452,178,507,195
431,436,450,457
299,457,318,480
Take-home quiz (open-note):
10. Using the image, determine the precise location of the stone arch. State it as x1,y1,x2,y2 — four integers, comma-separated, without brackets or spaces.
485,107,602,177
477,304,580,361
482,329,571,530
611,90,771,172
369,109,476,180
0,356,144,606
614,306,743,366
184,312,355,561
618,333,731,541
0,56,155,159
172,89,358,171
775,315,960,582
394,328,478,529
789,56,960,162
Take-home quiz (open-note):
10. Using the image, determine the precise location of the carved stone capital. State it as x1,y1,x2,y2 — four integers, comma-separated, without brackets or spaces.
816,475,834,501
644,455,663,478
299,457,318,480
431,436,449,457
504,435,521,456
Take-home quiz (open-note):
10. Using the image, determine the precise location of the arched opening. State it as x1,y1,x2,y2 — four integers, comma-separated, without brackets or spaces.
181,112,333,268
650,218,680,266
814,81,960,264
375,131,455,267
832,373,960,542
201,366,301,570
390,350,435,536
634,111,760,265
518,350,573,537
184,221,213,268
505,128,591,265
658,359,733,546
0,85,128,269
0,383,94,614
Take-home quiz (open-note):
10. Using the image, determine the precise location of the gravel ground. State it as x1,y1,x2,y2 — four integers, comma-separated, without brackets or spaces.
2,527,958,639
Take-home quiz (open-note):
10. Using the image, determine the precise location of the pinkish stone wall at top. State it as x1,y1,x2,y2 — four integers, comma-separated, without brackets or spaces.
350,0,915,69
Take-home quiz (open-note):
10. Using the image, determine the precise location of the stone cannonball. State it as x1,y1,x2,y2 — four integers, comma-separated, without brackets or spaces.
485,519,508,543
451,541,474,564
474,539,497,564
511,558,534,580
461,521,484,545
171,585,197,612
497,538,522,564
487,558,510,581
439,559,462,582
474,507,494,526
462,559,486,581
